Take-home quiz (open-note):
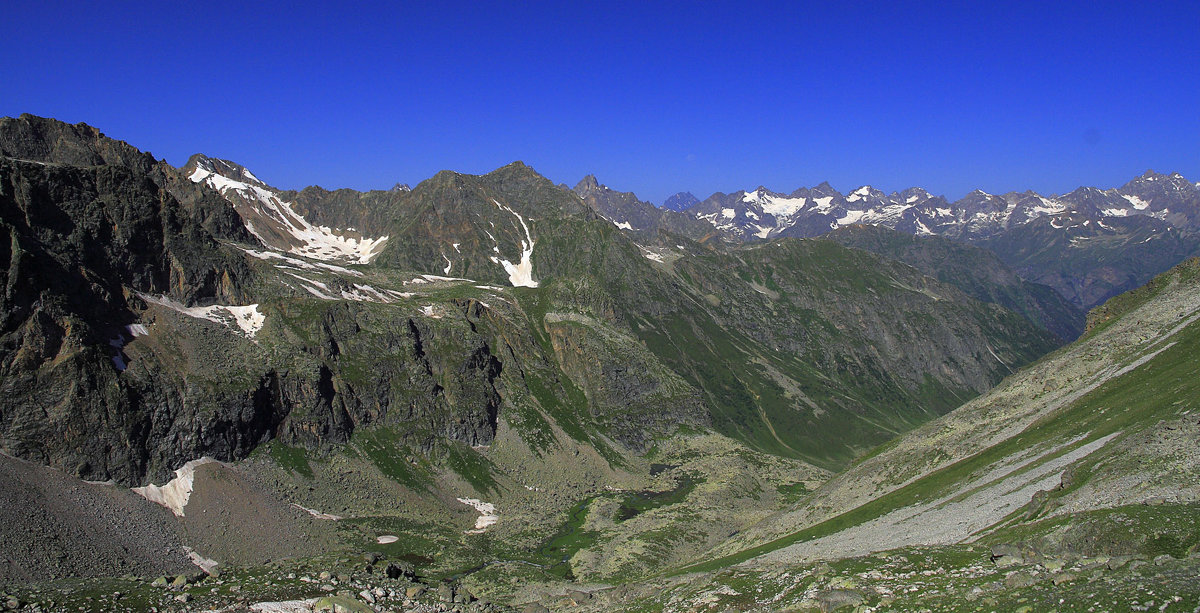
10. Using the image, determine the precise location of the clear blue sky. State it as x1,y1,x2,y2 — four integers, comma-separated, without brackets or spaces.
3,1,1198,204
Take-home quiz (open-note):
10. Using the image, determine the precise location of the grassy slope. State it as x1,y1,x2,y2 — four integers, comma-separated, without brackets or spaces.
678,258,1200,573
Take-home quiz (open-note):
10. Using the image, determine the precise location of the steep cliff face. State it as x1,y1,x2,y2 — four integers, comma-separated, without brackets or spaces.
0,156,258,482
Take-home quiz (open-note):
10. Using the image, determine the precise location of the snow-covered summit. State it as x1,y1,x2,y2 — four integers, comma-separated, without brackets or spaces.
681,171,1200,243
184,154,388,264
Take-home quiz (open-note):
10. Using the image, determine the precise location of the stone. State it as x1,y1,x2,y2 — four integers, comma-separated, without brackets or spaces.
1042,559,1065,573
827,576,856,590
386,562,416,580
814,589,864,611
994,554,1023,568
438,583,455,602
406,586,426,598
359,589,375,604
1052,573,1077,585
319,571,333,581
4,597,19,610
150,577,168,587
1108,555,1135,570
174,593,192,603
522,604,550,613
171,575,188,588
1154,554,1174,566
1004,571,1037,589
990,544,1021,560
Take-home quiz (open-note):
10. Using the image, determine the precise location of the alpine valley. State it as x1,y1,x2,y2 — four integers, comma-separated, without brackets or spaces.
1,114,1198,612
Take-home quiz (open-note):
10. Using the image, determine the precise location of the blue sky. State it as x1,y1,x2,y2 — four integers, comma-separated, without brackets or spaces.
3,1,1198,204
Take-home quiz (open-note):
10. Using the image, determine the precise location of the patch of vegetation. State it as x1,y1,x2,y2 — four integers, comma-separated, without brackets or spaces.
352,428,431,492
266,441,313,478
443,442,499,495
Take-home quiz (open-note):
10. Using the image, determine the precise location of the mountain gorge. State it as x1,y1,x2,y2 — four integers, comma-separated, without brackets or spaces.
0,113,1198,612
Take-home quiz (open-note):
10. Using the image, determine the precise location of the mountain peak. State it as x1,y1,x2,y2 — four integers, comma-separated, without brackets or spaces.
183,154,268,188
574,174,601,192
0,113,156,171
663,191,700,211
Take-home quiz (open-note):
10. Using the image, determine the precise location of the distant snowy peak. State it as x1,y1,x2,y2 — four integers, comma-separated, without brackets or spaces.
683,171,1198,243
184,154,388,264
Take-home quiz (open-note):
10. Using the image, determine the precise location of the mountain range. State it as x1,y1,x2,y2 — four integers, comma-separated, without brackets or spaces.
579,171,1200,312
1,113,1198,612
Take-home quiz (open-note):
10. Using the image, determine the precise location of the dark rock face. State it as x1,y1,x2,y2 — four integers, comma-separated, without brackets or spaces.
0,152,261,484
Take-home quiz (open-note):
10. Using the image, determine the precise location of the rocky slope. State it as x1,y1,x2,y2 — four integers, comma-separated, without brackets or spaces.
559,260,1200,612
571,176,716,243
822,224,1085,341
697,256,1200,568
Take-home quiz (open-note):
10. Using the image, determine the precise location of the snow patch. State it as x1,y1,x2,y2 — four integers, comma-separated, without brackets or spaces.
1102,208,1129,217
291,504,341,520
721,208,736,219
442,253,453,274
140,294,265,338
249,600,320,613
376,535,399,544
242,248,363,277
184,546,219,575
457,498,499,533
126,324,149,337
132,458,216,517
837,210,866,226
614,220,634,231
1123,194,1151,210
489,199,538,287
810,196,835,213
190,165,388,264
846,186,873,202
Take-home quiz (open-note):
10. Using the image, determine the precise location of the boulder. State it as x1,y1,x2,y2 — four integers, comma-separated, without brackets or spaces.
814,588,864,612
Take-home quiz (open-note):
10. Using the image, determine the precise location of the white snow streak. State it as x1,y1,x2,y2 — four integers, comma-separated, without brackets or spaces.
488,199,538,287
190,164,388,264
140,294,265,338
457,497,499,533
132,458,216,517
